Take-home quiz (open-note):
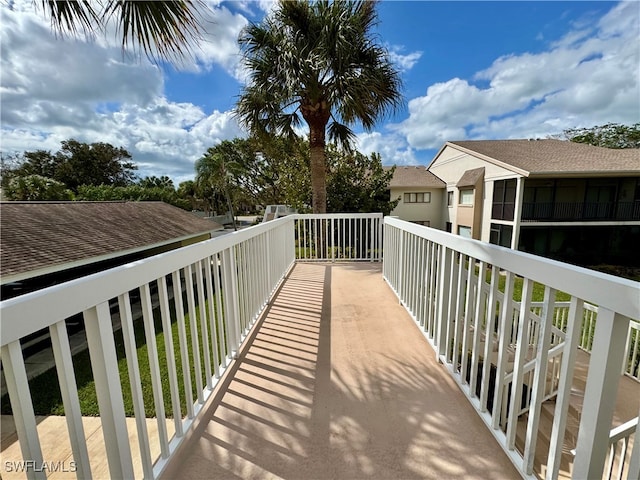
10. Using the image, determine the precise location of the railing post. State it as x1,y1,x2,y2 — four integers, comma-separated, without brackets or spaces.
140,283,170,458
327,218,336,262
222,246,241,358
1,341,45,480
369,216,375,262
84,302,134,479
524,286,556,474
50,320,92,479
546,297,583,480
378,215,384,262
435,246,453,356
506,278,534,449
573,308,629,480
628,408,640,480
397,228,405,301
117,293,153,479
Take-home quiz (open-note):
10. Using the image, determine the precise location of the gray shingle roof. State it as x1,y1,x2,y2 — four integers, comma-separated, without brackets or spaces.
385,166,446,188
1,202,222,281
447,139,640,175
456,167,485,187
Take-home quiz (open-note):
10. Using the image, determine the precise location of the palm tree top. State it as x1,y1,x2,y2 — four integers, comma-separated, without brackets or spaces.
236,0,403,148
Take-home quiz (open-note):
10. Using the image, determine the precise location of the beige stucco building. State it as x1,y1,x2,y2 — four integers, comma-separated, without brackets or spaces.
387,139,640,265
386,166,445,228
428,139,640,265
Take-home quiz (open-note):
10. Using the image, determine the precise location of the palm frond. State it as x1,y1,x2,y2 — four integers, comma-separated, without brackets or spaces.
237,0,403,144
104,0,205,63
41,1,100,37
40,1,206,64
327,121,356,151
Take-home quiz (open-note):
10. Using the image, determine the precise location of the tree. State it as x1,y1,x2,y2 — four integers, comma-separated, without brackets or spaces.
256,136,311,211
53,140,138,191
38,1,205,63
177,180,207,211
6,175,74,201
139,175,175,190
195,142,243,230
1,153,24,189
199,136,311,211
326,149,398,215
561,123,640,149
76,184,190,210
15,150,58,178
236,0,402,213
8,140,138,192
5,140,138,193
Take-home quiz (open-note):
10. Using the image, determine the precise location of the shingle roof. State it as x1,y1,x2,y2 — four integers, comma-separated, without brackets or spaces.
1,202,222,282
456,167,485,187
447,140,640,175
385,166,446,188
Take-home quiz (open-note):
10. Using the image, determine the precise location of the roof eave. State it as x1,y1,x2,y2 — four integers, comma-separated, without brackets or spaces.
528,170,640,178
1,229,219,286
441,142,531,177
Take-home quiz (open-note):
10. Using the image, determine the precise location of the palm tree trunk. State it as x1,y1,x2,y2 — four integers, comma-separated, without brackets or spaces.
225,186,237,231
308,121,328,259
309,123,327,214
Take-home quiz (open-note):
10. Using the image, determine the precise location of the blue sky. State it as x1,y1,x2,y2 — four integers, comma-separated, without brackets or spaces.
1,1,639,184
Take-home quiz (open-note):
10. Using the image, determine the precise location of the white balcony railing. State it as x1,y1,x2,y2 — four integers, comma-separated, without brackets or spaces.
1,213,638,480
294,213,383,262
382,216,640,480
1,216,296,480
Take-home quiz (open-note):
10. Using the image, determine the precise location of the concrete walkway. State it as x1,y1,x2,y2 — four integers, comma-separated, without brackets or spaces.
164,263,520,479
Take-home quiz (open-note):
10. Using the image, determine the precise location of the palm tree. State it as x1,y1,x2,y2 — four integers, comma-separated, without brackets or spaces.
38,0,205,62
196,144,244,231
236,0,402,213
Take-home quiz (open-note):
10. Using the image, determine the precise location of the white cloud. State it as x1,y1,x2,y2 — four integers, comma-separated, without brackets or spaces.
387,45,423,72
0,2,249,183
356,131,418,166
395,1,640,150
2,99,245,184
191,5,249,80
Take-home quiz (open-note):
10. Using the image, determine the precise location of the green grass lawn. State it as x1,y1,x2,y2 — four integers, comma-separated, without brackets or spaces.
473,262,571,303
1,293,227,418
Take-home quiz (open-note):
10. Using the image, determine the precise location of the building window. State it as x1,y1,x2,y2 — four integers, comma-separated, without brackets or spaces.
459,189,474,206
404,192,431,203
447,191,454,207
489,223,513,248
458,225,472,238
492,179,517,220
445,222,452,233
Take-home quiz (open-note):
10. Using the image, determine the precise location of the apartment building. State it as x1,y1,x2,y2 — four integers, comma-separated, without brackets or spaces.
428,139,640,264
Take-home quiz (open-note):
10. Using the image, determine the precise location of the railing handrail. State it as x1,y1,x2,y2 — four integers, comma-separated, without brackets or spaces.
384,217,639,320
531,300,600,314
609,416,639,444
294,212,383,220
0,215,295,347
503,342,565,383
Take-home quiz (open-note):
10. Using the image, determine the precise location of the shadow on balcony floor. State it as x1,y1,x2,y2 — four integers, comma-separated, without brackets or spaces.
165,263,519,480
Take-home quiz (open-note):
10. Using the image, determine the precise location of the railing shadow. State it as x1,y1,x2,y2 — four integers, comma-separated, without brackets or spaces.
164,263,517,479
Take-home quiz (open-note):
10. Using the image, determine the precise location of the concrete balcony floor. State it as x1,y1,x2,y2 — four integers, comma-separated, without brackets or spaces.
165,263,519,479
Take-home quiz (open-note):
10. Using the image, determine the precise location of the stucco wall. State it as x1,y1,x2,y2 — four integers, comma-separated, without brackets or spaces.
429,146,522,241
429,147,518,183
390,187,445,228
